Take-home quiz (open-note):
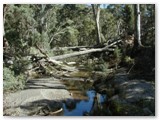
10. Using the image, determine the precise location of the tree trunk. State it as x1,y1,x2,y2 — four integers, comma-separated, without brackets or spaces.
135,4,143,47
3,4,6,36
131,4,144,57
137,4,143,46
49,40,121,60
92,4,101,45
40,4,47,36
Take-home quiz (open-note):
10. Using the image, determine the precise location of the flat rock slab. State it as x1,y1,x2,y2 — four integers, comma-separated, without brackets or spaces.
4,77,72,116
109,68,155,115
114,74,155,103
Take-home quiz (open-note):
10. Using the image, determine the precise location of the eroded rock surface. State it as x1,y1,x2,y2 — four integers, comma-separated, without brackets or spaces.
109,68,155,115
4,77,72,116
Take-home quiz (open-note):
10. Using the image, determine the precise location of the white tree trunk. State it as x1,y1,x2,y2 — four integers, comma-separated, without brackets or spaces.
96,5,101,44
136,4,143,47
92,4,101,45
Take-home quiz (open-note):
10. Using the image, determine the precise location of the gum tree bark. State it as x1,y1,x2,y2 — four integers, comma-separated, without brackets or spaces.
92,4,101,45
135,4,143,47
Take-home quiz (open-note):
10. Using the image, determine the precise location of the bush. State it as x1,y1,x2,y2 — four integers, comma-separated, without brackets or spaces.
93,58,110,72
113,47,122,61
12,59,29,75
124,56,134,66
94,62,109,72
3,67,26,92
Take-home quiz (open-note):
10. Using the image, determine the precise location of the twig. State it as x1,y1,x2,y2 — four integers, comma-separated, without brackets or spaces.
127,63,135,74
35,43,49,58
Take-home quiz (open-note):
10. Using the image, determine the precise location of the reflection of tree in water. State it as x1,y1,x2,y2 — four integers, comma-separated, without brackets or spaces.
63,78,111,116
64,79,93,100
84,93,112,116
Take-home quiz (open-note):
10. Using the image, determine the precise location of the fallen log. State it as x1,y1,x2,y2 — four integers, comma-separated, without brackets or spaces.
52,46,94,51
28,39,122,77
50,40,122,60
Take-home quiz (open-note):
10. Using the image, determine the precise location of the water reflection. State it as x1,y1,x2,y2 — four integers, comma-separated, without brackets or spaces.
61,68,108,116
63,90,107,116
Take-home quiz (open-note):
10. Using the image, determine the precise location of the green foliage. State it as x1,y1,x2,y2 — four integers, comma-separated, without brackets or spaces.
94,62,109,72
12,57,31,75
64,26,79,46
113,47,122,60
4,4,155,49
141,4,155,46
110,100,145,115
3,67,26,92
89,57,109,73
124,56,134,65
101,10,118,41
83,18,95,36
4,4,155,75
121,5,134,34
5,5,35,51
85,62,95,71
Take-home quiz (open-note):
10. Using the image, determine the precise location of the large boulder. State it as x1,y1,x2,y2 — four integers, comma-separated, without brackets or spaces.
108,94,154,116
109,72,155,116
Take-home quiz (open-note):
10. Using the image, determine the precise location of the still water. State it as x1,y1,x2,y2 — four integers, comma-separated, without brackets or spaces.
63,90,107,116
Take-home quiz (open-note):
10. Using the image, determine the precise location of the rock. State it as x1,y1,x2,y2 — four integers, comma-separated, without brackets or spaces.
137,99,155,113
143,108,153,115
83,111,90,116
122,80,155,103
3,77,72,116
47,101,63,112
97,88,114,97
108,95,119,101
64,99,76,110
109,99,144,116
110,68,155,115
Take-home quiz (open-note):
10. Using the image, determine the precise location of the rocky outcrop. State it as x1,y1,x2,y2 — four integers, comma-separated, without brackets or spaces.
108,68,155,116
92,67,155,116
3,77,72,116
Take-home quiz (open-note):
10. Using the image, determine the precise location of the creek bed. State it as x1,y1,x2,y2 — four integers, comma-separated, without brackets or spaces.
60,71,108,116
62,90,107,116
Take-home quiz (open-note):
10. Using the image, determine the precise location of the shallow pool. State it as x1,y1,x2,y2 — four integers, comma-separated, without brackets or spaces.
63,90,107,116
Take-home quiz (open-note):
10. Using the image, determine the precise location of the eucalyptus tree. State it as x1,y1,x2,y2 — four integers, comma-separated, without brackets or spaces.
134,4,143,47
56,4,96,46
4,4,36,56
100,8,117,41
4,4,37,74
140,4,155,46
121,4,134,35
91,4,101,45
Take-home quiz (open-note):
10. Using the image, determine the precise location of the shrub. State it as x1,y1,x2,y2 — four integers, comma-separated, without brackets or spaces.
124,56,134,66
12,59,29,75
3,67,26,92
94,62,109,73
113,47,122,61
94,58,109,73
